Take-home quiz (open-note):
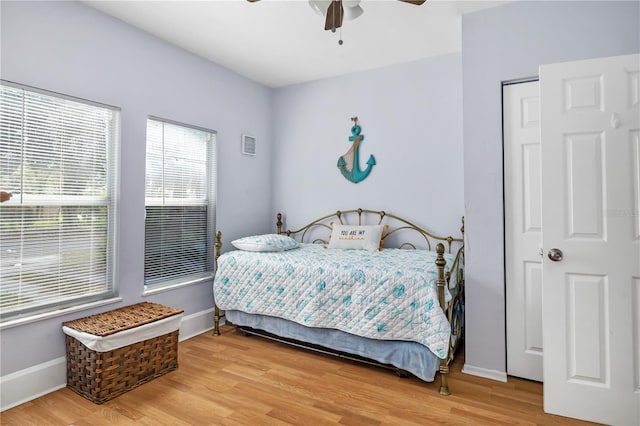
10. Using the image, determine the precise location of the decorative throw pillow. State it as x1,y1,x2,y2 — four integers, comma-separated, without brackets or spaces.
327,224,384,251
231,234,300,252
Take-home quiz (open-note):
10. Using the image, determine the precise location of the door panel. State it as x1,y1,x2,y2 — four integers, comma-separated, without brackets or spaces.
633,277,639,393
524,261,543,355
564,132,605,239
566,273,607,385
633,130,640,240
523,142,542,232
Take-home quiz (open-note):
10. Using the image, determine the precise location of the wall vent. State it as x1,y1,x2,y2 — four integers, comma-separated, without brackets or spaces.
241,135,256,156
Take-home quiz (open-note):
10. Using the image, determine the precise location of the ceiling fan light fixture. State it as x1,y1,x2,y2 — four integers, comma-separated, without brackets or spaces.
308,0,331,16
310,0,362,20
342,0,361,8
343,4,363,21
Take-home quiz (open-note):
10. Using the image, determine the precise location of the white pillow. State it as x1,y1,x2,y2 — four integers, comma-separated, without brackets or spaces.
231,234,300,252
327,224,383,251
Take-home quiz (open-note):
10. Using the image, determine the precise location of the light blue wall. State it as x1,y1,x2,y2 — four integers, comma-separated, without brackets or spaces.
462,0,640,373
0,1,273,375
272,53,464,237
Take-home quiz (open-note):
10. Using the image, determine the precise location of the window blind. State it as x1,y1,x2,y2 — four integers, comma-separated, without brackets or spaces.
144,118,216,288
0,82,118,320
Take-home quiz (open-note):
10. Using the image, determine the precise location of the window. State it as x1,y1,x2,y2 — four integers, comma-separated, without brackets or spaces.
144,117,216,290
0,82,119,322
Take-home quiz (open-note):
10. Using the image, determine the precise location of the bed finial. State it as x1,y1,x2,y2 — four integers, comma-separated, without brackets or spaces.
461,216,465,236
377,210,386,226
277,213,283,235
215,231,222,262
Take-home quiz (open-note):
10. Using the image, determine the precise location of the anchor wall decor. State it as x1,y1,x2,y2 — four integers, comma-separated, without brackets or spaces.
337,117,376,183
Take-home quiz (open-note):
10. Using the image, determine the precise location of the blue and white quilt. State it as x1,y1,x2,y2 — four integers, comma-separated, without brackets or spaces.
213,244,454,359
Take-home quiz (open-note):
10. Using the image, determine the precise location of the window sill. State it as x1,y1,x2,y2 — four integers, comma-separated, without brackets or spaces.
0,297,124,330
142,274,214,297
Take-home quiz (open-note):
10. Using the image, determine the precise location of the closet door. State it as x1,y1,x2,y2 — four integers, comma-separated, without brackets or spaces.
504,81,543,382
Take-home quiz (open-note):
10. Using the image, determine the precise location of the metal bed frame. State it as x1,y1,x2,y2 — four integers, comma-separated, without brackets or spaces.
213,208,464,395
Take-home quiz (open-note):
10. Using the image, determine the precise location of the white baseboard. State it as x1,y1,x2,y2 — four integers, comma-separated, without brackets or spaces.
462,363,508,382
178,307,214,341
0,307,215,412
0,356,67,412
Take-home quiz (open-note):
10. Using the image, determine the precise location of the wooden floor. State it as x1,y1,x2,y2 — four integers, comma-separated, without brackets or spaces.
1,325,597,426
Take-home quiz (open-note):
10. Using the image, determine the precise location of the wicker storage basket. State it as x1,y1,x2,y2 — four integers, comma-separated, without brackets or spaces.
63,302,183,404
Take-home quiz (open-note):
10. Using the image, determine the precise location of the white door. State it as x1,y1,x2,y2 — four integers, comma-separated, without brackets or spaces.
540,53,640,425
504,81,543,382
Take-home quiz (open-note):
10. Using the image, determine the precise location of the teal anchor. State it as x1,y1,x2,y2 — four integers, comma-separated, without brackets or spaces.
337,117,376,183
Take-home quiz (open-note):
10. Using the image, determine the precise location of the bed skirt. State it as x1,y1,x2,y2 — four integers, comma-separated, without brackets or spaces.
225,310,440,382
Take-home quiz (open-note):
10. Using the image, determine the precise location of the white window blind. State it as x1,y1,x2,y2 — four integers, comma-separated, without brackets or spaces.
144,118,216,288
0,82,118,320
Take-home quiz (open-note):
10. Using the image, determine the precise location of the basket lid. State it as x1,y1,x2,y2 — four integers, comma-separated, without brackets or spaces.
63,302,184,337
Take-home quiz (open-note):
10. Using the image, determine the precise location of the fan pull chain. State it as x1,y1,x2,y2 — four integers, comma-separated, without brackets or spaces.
328,0,343,45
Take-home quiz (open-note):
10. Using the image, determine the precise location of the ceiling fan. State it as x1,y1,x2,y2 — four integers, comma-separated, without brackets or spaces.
248,0,426,33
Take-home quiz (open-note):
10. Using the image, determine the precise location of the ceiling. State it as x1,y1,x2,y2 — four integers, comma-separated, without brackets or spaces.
85,0,508,88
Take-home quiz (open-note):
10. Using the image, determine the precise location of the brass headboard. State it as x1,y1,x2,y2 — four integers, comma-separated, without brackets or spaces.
276,208,464,254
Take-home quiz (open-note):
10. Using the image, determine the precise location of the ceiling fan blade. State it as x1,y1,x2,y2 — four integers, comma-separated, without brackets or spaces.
397,0,427,5
325,0,344,31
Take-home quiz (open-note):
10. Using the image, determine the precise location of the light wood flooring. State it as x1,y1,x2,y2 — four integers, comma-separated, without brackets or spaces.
1,325,597,425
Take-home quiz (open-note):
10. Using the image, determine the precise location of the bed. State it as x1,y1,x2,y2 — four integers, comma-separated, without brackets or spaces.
212,208,464,395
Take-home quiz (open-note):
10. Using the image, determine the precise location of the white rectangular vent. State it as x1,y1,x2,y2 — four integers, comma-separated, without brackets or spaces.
242,134,256,155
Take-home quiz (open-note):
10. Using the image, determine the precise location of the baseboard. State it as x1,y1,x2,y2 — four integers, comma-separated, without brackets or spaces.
0,307,216,412
178,307,214,341
461,363,508,382
0,356,67,412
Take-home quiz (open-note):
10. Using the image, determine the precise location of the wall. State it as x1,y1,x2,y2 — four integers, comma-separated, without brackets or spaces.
462,0,640,376
272,53,464,237
0,0,273,405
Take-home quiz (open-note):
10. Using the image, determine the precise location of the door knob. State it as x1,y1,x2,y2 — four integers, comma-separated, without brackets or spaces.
548,248,563,262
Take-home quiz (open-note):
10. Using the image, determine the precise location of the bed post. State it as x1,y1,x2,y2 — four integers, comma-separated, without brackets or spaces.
435,243,450,396
213,230,223,336
277,213,283,235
